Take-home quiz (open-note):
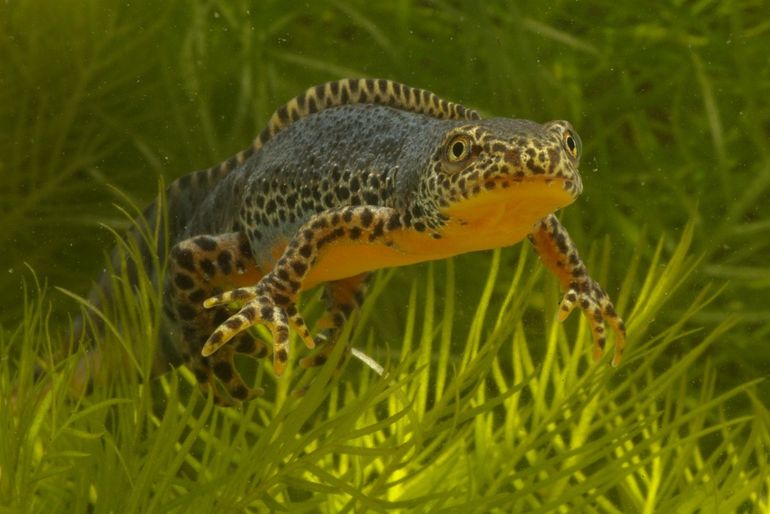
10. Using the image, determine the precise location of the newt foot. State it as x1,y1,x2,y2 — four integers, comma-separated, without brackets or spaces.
558,278,626,367
201,280,316,375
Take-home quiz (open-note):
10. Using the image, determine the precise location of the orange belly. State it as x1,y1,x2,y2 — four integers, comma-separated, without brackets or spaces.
303,179,574,289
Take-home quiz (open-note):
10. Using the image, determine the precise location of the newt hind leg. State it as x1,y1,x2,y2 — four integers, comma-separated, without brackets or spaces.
167,232,268,404
300,273,371,369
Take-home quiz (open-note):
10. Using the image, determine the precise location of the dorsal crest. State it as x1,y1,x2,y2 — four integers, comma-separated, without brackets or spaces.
174,79,479,193
254,78,480,152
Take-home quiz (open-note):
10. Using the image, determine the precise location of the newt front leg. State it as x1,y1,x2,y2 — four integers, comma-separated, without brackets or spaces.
201,205,400,375
528,214,626,366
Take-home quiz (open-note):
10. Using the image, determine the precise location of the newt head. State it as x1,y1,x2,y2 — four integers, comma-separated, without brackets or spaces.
418,118,584,253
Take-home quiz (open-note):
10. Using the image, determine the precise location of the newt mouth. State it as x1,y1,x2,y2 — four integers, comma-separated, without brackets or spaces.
443,176,577,226
490,174,581,199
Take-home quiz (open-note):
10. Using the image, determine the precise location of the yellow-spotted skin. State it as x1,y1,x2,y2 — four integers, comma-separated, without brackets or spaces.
75,79,625,404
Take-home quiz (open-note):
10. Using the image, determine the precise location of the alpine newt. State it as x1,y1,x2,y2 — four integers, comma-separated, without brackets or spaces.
75,78,626,404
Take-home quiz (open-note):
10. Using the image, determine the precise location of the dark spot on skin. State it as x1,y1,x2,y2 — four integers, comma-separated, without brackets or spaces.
292,261,307,275
555,233,568,254
177,304,197,321
231,385,250,400
392,81,402,98
276,105,289,124
193,368,209,383
213,361,233,381
217,252,233,275
420,89,430,108
200,259,216,278
370,220,384,239
173,248,196,273
527,160,545,174
360,209,373,227
232,289,252,300
194,236,217,252
225,318,243,330
349,227,361,239
299,244,313,258
277,349,289,362
571,267,586,277
241,306,257,321
316,235,332,249
188,289,207,304
174,273,195,290
307,95,318,114
260,306,274,320
236,336,257,354
208,331,224,345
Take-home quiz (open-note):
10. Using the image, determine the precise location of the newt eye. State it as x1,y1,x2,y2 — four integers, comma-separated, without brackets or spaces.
563,130,581,160
447,135,472,163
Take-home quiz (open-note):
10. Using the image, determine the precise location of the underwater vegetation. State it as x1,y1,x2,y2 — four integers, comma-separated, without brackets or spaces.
1,1,768,512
